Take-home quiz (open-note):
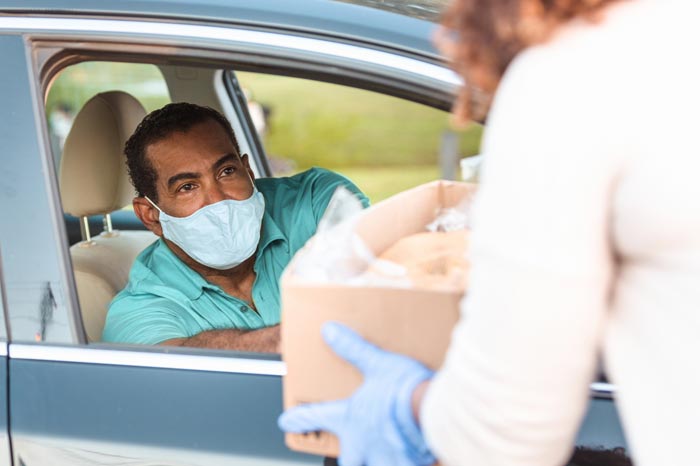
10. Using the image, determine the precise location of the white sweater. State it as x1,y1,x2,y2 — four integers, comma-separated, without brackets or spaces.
421,1,700,465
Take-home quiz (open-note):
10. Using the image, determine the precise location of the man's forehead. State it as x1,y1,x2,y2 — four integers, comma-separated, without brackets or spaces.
145,121,238,169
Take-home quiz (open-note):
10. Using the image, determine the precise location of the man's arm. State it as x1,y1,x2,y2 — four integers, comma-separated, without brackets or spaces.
161,324,280,353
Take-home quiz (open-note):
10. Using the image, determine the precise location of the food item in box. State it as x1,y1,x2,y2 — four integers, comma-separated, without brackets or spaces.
368,230,470,291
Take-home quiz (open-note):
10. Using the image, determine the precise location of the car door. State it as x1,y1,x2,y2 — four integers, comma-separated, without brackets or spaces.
0,7,627,466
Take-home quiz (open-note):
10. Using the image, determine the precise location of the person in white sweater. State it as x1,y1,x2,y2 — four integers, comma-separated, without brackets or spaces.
280,1,700,465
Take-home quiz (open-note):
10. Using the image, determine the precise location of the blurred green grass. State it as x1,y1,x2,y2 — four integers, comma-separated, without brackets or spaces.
238,72,482,169
334,165,441,204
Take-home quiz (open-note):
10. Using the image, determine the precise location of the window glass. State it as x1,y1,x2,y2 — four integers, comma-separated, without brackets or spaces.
46,62,170,162
236,72,482,203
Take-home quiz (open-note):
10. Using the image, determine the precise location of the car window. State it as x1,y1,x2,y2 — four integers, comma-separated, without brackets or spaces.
42,58,479,352
236,72,482,203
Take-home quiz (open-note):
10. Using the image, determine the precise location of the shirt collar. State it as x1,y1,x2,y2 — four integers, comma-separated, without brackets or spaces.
257,209,286,254
150,238,210,300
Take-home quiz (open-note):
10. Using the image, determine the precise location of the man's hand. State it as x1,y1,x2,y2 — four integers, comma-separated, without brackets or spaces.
161,324,280,352
278,322,436,466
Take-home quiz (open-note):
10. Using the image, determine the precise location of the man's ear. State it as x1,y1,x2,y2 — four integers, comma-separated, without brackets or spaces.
241,153,255,181
133,197,163,237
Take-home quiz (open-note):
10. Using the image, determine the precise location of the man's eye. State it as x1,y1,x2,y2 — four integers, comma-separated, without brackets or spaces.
178,183,195,192
220,166,236,177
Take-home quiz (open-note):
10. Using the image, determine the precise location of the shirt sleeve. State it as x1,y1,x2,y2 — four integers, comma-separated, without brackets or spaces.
307,167,370,224
102,293,191,345
421,38,623,466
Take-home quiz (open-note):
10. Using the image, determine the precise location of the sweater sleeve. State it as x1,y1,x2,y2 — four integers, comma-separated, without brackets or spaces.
421,36,623,466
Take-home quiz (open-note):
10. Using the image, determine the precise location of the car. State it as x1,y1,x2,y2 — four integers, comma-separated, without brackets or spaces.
0,0,627,464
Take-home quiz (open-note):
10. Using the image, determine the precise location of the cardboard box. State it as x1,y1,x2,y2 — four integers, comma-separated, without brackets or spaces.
281,180,477,457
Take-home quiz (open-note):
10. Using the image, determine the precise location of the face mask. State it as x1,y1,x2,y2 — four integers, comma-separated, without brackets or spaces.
146,189,266,270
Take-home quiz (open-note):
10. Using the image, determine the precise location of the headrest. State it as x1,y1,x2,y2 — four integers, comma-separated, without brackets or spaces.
59,91,146,217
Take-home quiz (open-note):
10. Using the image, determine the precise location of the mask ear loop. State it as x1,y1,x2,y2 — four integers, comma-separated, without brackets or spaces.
144,196,163,214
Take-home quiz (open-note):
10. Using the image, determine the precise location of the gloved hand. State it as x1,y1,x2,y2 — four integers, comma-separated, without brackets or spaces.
278,322,436,466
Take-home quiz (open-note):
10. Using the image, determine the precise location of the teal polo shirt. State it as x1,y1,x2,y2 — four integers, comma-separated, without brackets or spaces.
102,168,368,345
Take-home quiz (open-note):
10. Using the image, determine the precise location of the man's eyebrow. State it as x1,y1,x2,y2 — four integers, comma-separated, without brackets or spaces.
167,171,200,189
212,153,238,171
166,154,238,189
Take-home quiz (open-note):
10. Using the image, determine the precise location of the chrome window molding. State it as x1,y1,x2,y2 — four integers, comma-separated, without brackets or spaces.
0,247,10,341
8,343,616,398
0,344,7,358
212,69,263,177
9,344,286,376
0,16,461,88
590,382,616,399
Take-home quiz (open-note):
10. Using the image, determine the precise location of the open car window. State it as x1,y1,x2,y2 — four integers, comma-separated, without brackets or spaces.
37,44,480,353
43,60,483,352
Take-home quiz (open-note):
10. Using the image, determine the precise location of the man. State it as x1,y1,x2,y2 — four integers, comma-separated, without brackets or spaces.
102,102,368,352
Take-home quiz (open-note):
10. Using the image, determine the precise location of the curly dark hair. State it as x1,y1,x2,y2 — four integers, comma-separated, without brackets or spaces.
436,0,622,123
124,102,241,202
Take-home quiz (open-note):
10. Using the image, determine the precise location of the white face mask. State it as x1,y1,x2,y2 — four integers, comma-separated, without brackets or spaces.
146,189,266,270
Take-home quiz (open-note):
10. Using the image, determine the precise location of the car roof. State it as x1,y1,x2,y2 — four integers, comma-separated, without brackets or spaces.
0,0,441,59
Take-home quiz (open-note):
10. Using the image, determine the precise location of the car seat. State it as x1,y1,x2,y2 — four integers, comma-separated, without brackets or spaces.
59,91,157,342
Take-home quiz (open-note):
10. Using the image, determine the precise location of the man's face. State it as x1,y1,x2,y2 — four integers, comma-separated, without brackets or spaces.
133,118,255,243
148,118,254,219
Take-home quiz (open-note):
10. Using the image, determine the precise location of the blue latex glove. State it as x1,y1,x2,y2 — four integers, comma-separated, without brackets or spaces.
278,322,436,466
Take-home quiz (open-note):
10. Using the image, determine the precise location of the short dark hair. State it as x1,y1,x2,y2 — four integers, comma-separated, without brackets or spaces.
124,102,241,202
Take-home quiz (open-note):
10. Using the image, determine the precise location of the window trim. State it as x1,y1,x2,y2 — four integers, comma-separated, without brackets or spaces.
0,246,11,342
590,382,616,400
27,33,85,345
0,16,459,86
12,15,461,112
7,342,615,402
221,69,272,178
9,343,284,375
